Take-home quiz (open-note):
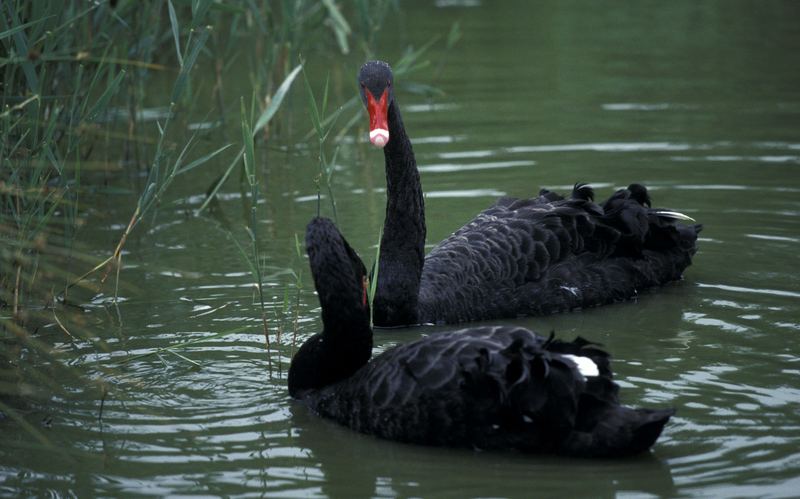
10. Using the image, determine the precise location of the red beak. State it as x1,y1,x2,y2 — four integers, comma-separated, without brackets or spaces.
366,89,389,148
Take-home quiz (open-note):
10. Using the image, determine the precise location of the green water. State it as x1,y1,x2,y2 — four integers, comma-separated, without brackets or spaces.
3,1,800,497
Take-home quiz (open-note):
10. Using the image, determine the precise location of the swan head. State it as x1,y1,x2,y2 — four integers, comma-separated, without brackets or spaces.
358,61,394,148
288,217,373,397
305,217,371,333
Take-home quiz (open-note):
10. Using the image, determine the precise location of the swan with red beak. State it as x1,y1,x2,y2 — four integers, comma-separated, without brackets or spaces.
359,61,392,148
355,60,701,329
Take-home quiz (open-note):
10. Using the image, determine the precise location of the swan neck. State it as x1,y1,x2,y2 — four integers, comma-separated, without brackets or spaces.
288,329,372,398
373,99,426,326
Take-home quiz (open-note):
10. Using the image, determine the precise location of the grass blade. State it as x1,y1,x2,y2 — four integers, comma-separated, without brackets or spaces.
117,325,251,365
0,16,53,41
253,64,302,135
177,143,233,175
86,69,126,122
196,148,244,214
368,227,382,326
241,98,255,176
190,0,214,29
446,20,462,49
322,0,352,54
167,0,184,67
302,66,323,139
2,5,39,91
171,27,210,103
167,349,201,367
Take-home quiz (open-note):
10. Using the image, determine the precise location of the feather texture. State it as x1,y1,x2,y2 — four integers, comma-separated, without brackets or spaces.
358,61,702,327
416,184,701,324
290,217,675,457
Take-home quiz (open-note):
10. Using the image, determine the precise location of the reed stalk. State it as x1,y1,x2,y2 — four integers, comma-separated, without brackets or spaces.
1,0,434,446
1,0,310,440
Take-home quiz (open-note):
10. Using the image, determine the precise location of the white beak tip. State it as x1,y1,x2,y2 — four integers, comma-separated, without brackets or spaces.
369,129,389,148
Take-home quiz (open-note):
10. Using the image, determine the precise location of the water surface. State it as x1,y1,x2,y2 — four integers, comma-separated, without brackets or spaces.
3,1,800,497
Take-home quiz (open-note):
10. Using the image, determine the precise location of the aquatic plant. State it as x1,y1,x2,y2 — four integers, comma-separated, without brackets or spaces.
0,0,363,441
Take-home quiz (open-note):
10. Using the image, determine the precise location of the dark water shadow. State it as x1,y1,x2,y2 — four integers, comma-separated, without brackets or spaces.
287,403,676,498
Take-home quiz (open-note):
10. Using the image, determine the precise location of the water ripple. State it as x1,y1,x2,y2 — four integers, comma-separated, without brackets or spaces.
747,234,800,243
418,159,535,173
697,283,800,299
425,189,506,198
507,142,694,153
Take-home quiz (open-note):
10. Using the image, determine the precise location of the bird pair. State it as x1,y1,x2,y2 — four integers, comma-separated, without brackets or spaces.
288,61,701,457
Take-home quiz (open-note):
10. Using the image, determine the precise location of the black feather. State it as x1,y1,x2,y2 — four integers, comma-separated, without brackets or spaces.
360,61,701,327
290,217,675,457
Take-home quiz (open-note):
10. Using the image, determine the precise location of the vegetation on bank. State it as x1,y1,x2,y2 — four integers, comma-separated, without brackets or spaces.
1,0,458,452
0,0,406,440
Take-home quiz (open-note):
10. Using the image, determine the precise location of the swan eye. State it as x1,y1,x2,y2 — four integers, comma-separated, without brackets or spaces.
360,82,366,89
387,80,391,87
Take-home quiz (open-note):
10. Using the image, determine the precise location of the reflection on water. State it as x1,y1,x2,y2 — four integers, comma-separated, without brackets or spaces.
3,0,800,496
290,403,677,498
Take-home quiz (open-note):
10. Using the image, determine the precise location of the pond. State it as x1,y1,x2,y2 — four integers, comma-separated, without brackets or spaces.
3,0,800,496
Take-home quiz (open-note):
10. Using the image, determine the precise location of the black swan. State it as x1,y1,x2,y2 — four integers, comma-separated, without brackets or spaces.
289,216,675,457
358,60,702,327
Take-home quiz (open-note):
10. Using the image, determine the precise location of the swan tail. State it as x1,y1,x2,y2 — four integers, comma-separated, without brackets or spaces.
644,214,702,259
464,337,584,424
560,405,675,457
461,332,672,456
600,184,701,269
535,188,565,203
544,324,675,457
542,333,613,380
570,183,595,202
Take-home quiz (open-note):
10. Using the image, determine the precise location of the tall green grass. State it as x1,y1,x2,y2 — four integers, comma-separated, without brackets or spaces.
1,0,458,449
1,0,390,439
303,66,343,222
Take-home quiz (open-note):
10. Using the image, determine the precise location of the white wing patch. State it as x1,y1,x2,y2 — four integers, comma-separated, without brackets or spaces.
559,285,580,296
562,354,600,377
